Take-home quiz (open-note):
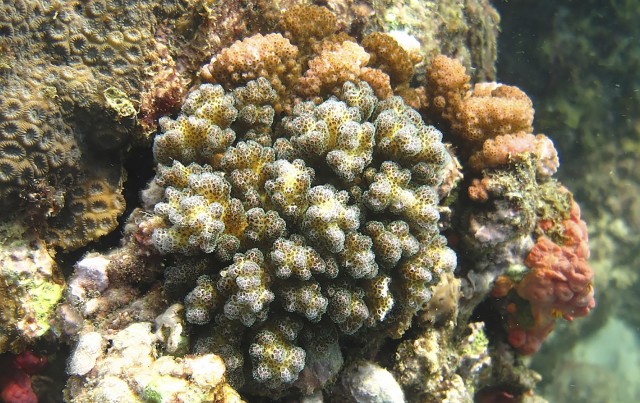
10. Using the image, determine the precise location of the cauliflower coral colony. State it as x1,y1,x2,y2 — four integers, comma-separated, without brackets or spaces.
148,49,457,391
133,4,595,397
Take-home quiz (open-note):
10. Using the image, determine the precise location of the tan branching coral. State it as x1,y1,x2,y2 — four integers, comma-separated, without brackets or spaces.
426,55,471,125
455,83,534,144
201,33,300,113
278,4,338,55
428,56,534,145
297,40,372,100
362,32,415,87
426,55,555,174
201,4,439,112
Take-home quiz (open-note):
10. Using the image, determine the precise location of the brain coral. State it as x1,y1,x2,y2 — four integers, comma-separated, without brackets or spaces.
0,0,185,250
0,78,79,206
147,77,455,394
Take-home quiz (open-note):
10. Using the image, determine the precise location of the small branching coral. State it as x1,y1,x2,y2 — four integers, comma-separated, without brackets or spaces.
200,4,427,111
146,75,455,394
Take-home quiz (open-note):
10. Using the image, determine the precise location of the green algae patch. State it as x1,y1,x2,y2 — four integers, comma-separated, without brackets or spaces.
461,325,489,358
0,221,64,351
143,376,209,402
29,280,64,336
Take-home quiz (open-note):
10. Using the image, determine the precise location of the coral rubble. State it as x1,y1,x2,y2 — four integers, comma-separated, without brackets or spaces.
59,251,241,402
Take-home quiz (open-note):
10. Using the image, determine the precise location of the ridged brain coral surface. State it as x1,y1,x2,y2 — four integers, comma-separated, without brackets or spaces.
0,0,183,249
150,79,456,391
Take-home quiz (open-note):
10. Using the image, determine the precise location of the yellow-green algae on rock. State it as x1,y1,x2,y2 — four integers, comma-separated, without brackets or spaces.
0,221,64,353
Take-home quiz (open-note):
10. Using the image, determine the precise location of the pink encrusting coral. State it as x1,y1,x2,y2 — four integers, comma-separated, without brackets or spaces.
522,202,594,320
500,200,595,355
468,132,559,177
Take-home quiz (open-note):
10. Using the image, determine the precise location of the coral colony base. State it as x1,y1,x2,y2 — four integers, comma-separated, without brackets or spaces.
0,2,594,401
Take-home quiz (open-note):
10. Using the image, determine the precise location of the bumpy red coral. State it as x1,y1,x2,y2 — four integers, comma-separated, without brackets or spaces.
496,200,595,355
0,351,46,403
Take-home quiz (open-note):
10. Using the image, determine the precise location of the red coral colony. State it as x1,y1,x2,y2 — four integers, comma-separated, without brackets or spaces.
493,195,595,354
0,351,46,403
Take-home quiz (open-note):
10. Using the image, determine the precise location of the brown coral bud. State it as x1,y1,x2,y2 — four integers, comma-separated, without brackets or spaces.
359,68,392,100
468,177,490,202
395,85,428,111
362,32,414,87
426,55,470,118
455,83,534,143
297,40,370,100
